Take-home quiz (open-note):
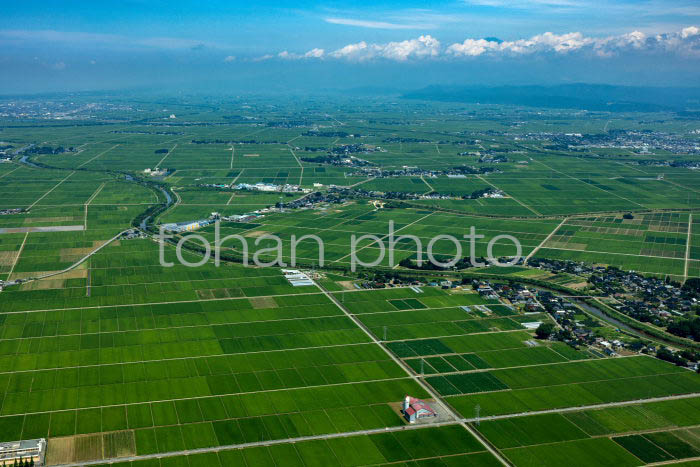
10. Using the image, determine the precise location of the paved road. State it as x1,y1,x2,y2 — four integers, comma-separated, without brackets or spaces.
460,392,700,424
315,283,511,467
1,229,128,289
524,216,568,263
55,391,700,467
57,420,460,467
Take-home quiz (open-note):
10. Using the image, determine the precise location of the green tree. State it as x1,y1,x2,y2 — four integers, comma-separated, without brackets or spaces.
535,322,555,339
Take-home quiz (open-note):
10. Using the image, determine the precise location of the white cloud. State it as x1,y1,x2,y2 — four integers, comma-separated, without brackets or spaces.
223,55,236,62
447,26,700,58
329,41,369,60
272,27,700,62
277,48,326,60
682,26,700,38
446,38,501,57
304,48,325,58
325,18,423,30
329,35,440,61
448,32,593,56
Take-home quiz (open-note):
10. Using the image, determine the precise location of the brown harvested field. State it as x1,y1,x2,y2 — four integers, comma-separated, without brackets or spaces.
9,263,87,281
59,241,107,262
46,436,75,465
338,280,357,290
47,434,104,464
0,250,17,266
250,296,277,309
74,434,103,462
102,430,136,459
544,240,587,250
244,229,269,238
196,289,215,300
20,278,65,290
10,262,87,280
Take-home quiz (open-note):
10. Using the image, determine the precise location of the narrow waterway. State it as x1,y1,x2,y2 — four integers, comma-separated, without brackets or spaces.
20,154,41,168
140,186,173,229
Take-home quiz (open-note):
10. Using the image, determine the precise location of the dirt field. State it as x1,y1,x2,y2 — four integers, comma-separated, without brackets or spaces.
47,431,135,465
10,262,88,281
250,296,278,309
60,240,107,262
338,280,358,290
0,250,18,266
244,229,269,238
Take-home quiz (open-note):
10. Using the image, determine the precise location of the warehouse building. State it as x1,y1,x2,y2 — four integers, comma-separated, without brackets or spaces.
282,269,315,287
402,395,437,423
0,438,46,466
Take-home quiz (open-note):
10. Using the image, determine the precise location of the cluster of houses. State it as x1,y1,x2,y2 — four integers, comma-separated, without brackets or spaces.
519,129,700,156
527,257,602,276
0,145,13,162
477,280,544,311
589,267,698,322
529,258,699,333
221,213,262,223
143,168,169,177
347,164,498,179
275,191,346,211
299,144,379,167
0,208,26,216
234,182,311,193
120,229,147,240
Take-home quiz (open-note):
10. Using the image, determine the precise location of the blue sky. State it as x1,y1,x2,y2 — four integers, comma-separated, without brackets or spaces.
2,0,699,93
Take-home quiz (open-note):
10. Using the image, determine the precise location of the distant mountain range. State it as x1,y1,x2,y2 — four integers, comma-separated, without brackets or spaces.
401,84,700,112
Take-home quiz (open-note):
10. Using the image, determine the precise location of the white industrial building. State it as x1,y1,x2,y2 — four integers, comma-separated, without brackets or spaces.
282,269,315,287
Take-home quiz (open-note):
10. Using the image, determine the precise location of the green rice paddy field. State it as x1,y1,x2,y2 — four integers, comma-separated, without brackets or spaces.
0,99,698,464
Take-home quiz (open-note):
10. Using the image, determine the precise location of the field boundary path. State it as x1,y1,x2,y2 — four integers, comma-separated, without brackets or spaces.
288,146,304,185
333,212,434,264
27,171,75,209
84,182,106,229
5,232,28,280
421,175,435,193
525,216,568,263
155,143,178,169
532,158,646,209
684,213,693,283
76,144,120,169
476,174,542,216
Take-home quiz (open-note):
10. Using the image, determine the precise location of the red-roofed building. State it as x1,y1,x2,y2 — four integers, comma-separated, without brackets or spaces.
402,395,437,423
